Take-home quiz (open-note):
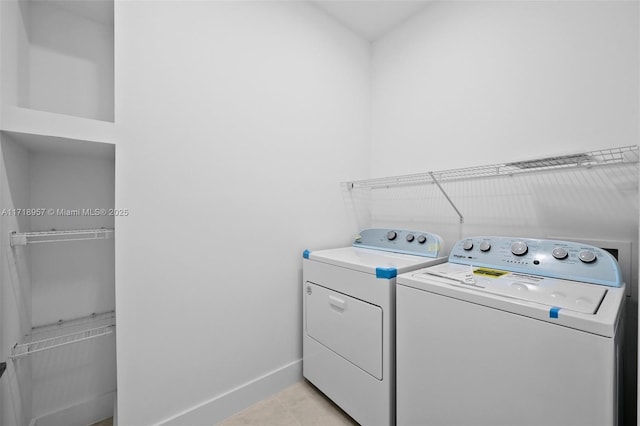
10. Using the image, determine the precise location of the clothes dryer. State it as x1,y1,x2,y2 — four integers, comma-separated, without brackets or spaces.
303,228,447,426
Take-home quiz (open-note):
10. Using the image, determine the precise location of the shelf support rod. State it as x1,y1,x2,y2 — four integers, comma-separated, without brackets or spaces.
429,172,464,224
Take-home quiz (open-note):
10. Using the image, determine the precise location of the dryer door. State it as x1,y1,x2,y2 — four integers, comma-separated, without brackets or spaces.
305,282,383,379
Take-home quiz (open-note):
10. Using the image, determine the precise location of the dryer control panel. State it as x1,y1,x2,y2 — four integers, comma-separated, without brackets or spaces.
449,236,622,287
353,228,444,258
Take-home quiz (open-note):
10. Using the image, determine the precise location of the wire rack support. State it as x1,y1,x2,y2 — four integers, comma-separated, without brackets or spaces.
429,172,464,223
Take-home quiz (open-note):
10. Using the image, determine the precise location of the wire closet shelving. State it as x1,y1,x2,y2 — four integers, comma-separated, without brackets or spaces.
345,146,639,190
10,311,116,360
10,228,114,247
343,146,639,224
8,226,116,359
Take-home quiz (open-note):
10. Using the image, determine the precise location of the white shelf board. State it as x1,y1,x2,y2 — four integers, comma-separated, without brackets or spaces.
0,105,115,147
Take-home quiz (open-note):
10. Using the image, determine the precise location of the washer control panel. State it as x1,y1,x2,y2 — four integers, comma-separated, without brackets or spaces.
449,236,622,287
353,228,444,258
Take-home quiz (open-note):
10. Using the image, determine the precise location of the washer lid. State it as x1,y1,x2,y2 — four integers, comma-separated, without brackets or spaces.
398,262,625,337
308,246,446,275
420,264,607,314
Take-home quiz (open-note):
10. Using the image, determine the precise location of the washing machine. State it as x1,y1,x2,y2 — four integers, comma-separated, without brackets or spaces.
396,236,626,426
302,228,447,426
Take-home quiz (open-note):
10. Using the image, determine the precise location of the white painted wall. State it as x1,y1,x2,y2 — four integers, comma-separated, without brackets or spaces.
0,133,33,426
29,153,115,326
0,0,29,121
369,1,639,423
371,0,639,175
115,1,370,424
0,6,26,421
23,1,114,122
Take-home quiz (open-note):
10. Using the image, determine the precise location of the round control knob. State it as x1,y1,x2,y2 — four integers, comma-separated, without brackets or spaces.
578,250,597,263
417,235,427,244
479,241,491,252
406,234,415,242
386,231,397,241
462,240,474,251
511,241,528,256
552,247,568,260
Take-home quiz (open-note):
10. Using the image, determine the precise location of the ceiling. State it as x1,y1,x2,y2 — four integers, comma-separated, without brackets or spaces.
34,0,431,40
310,1,432,41
35,0,114,25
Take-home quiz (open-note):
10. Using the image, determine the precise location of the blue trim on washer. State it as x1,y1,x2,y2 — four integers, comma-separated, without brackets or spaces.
376,267,397,279
303,250,310,259
549,307,561,319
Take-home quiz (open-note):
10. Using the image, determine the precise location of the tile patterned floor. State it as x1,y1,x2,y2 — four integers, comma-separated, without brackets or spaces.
217,380,359,426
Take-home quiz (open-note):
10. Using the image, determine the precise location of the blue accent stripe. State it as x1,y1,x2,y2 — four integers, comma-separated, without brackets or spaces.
303,250,310,259
550,307,561,319
376,267,397,279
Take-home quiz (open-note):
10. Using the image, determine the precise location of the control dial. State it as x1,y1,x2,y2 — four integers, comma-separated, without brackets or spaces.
479,241,491,252
386,231,397,241
406,234,415,242
462,240,474,251
417,235,427,244
578,250,597,263
511,241,528,256
552,247,568,260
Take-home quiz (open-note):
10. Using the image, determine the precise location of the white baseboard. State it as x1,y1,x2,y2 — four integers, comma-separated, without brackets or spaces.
158,359,303,426
31,391,116,426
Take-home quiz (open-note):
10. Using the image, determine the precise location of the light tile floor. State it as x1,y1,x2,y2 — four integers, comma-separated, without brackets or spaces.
90,418,113,426
217,380,359,426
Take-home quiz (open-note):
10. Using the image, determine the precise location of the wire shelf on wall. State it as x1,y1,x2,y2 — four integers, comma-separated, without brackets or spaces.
10,228,114,247
341,145,639,228
344,146,639,190
10,311,116,360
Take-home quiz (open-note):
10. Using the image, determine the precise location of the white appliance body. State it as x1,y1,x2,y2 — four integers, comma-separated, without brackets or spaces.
303,229,447,426
396,236,626,426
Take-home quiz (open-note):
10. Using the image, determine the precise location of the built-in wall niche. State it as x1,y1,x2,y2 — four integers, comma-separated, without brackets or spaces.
1,130,116,426
17,0,114,122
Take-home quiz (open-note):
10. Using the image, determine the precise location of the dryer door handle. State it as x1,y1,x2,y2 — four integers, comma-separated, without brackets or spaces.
329,295,347,311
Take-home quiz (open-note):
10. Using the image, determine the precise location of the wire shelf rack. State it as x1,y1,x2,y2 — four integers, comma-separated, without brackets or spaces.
11,311,116,360
344,146,639,190
10,228,114,247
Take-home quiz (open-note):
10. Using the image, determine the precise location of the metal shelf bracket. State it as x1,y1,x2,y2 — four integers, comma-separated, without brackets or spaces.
429,172,464,223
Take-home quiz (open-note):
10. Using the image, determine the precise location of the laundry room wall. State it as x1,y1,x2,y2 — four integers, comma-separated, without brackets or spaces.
365,0,638,275
371,0,639,175
115,1,370,425
23,0,114,122
0,134,32,426
368,1,639,424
